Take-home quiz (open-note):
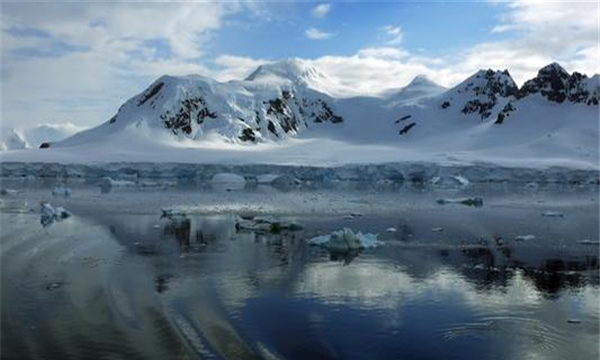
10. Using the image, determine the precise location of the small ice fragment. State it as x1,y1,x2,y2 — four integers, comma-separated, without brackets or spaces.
55,207,72,219
525,182,538,189
46,282,63,291
515,234,536,241
0,188,18,196
386,227,397,233
542,212,564,218
343,215,354,220
152,224,161,229
52,185,71,197
432,227,443,232
452,175,469,186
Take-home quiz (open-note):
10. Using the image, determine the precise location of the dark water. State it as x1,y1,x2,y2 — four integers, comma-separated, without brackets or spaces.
1,181,598,360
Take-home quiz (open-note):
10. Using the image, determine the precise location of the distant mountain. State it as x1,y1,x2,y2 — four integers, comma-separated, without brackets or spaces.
1,123,83,150
388,75,447,106
1,129,28,151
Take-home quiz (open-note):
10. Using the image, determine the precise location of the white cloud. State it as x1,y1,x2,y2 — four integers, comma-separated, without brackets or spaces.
0,2,250,129
380,25,403,46
457,1,599,84
311,3,331,18
213,55,272,81
305,27,335,40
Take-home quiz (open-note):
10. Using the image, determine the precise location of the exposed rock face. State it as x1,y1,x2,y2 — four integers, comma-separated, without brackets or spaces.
458,70,518,119
441,69,518,120
518,63,600,105
494,102,516,125
160,96,217,135
493,64,599,125
399,122,416,135
138,82,164,106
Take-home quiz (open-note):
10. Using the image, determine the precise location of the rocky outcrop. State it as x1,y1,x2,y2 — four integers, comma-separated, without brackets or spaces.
160,96,217,135
518,63,599,105
441,69,518,120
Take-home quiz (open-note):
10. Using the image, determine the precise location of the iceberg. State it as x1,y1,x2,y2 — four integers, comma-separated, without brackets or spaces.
308,228,381,252
40,203,72,227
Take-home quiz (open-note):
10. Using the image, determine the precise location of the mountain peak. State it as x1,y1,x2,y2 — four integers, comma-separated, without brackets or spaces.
406,74,437,87
519,62,598,104
245,58,326,84
537,62,569,77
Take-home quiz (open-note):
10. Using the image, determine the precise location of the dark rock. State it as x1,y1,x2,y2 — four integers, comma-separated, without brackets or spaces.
39,142,51,149
399,122,416,135
161,96,217,135
396,115,412,123
494,102,516,124
138,82,164,106
268,120,277,136
239,128,257,142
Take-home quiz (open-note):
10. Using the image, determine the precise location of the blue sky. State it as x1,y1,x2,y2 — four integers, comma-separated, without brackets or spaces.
208,2,506,59
1,1,598,130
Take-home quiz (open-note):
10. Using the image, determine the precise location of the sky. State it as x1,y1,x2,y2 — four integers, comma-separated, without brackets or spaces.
1,0,599,131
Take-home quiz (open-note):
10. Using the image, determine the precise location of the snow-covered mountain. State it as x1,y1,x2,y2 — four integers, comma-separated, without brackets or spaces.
387,74,447,106
57,59,345,147
3,60,598,170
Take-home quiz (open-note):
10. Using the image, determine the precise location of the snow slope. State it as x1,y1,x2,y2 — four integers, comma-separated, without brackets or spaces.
1,60,598,175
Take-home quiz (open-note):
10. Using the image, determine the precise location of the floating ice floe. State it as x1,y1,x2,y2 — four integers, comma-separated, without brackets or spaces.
40,202,72,227
235,215,303,233
52,185,72,197
432,227,443,232
577,239,600,245
541,211,564,218
386,227,397,233
525,182,538,189
343,213,363,220
436,197,483,207
308,228,381,252
430,175,469,187
515,234,536,241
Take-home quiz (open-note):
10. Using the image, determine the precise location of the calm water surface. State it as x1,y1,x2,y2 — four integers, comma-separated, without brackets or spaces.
1,181,598,359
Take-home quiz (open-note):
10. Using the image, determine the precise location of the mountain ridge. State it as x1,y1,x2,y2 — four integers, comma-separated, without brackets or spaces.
2,60,598,172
